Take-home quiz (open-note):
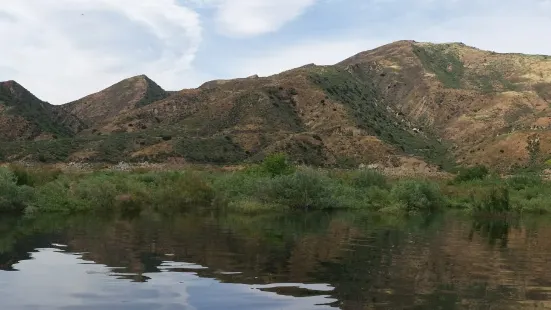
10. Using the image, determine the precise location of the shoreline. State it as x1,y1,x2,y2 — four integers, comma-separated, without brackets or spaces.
1,154,549,216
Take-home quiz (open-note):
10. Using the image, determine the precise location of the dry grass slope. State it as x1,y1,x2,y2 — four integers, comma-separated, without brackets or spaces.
2,41,551,172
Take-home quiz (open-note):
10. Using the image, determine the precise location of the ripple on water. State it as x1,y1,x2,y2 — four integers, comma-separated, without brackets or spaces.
2,212,551,309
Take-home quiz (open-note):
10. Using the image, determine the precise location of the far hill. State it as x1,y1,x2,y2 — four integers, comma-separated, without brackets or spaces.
63,75,170,129
0,81,84,142
2,40,551,172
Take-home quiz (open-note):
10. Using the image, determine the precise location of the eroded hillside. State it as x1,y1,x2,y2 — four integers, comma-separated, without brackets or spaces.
2,40,551,172
0,81,84,142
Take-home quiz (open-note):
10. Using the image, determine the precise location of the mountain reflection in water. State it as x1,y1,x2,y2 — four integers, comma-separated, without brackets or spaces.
0,211,551,309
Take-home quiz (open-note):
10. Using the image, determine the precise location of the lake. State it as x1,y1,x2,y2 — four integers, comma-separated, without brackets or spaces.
0,211,550,309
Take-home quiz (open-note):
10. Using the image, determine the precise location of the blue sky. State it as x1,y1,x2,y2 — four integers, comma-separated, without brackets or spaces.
0,0,550,104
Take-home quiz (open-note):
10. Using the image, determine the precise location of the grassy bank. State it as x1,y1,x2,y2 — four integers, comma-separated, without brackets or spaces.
1,155,550,216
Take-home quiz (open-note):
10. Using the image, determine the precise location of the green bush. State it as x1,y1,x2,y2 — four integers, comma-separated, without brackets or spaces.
32,178,80,213
365,186,393,210
471,186,510,213
215,168,387,211
227,198,281,214
9,164,62,187
8,163,551,216
151,171,215,211
0,168,34,212
33,173,148,213
259,169,338,210
510,195,549,214
506,173,542,190
9,164,33,186
390,180,445,213
348,169,388,189
31,171,215,213
212,172,262,201
260,153,295,177
72,174,132,210
454,165,489,183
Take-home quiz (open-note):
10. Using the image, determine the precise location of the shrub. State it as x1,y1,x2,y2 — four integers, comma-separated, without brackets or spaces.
32,178,79,213
9,164,62,187
365,186,393,210
216,168,388,211
510,195,549,214
38,154,47,163
0,168,34,212
152,171,215,211
454,165,489,183
390,180,445,213
9,164,32,186
348,169,388,189
260,153,295,177
471,186,510,213
33,173,148,213
31,171,215,213
260,169,337,210
506,173,542,190
328,182,373,210
227,198,281,214
212,172,261,202
71,174,129,210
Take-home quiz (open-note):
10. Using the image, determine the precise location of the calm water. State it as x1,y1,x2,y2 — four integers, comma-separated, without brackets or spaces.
1,211,551,309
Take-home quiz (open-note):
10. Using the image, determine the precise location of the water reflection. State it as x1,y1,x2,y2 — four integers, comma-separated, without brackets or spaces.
1,211,551,309
468,216,517,248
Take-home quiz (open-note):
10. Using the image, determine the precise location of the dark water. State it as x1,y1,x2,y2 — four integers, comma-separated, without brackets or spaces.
1,211,551,309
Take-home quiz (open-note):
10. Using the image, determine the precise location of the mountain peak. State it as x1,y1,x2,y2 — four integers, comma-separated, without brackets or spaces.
63,74,169,127
1,80,24,91
0,79,82,141
0,80,41,103
0,79,17,85
126,74,150,81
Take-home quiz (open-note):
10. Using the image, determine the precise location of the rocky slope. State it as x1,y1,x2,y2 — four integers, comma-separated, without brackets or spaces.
2,40,551,172
0,81,84,142
64,74,169,129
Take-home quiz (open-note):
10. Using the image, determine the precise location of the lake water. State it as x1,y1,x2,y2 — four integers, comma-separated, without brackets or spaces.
1,211,551,309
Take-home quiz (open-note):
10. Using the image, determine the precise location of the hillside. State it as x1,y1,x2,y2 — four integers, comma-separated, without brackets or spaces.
64,75,170,129
2,40,551,172
335,40,551,171
0,81,84,142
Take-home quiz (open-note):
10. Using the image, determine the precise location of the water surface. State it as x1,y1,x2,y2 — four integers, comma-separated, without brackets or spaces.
1,211,550,309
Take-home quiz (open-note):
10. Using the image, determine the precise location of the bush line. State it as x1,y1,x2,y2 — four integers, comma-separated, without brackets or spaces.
0,155,549,215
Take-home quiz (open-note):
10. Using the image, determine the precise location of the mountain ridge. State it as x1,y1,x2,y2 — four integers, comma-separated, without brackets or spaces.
2,40,551,172
0,80,84,142
63,74,170,129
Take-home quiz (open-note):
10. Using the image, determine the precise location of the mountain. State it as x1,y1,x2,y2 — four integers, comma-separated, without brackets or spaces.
64,74,170,129
0,80,84,142
2,40,551,172
333,40,551,171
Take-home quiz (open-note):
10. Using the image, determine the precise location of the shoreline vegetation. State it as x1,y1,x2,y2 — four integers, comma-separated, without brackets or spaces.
0,153,549,216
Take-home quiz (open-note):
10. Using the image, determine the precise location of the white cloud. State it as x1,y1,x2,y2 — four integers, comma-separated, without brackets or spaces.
0,0,203,104
196,0,320,37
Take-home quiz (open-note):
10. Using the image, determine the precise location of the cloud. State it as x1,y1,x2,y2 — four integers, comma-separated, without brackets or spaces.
0,0,203,104
194,0,320,37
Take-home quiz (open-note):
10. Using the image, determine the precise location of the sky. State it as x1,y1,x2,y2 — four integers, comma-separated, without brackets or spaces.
0,0,550,104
